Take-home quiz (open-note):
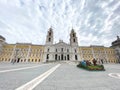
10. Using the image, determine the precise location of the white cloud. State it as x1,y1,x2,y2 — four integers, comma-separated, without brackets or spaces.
0,0,120,47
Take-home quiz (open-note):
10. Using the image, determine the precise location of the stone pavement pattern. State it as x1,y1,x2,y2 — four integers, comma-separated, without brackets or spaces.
0,62,120,90
34,63,120,90
0,63,57,90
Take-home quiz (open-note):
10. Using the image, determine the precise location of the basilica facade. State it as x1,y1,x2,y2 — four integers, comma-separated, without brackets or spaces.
0,28,119,63
43,28,80,62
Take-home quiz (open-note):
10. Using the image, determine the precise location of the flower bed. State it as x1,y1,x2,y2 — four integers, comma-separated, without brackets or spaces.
77,61,105,71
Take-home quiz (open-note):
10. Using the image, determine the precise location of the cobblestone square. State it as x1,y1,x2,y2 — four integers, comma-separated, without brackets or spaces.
0,62,120,90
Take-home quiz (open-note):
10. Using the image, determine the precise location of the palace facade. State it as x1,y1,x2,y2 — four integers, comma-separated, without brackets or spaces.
0,28,119,63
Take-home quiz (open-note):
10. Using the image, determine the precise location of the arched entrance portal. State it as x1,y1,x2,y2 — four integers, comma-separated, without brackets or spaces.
54,54,70,61
61,54,63,60
55,54,57,60
67,54,69,60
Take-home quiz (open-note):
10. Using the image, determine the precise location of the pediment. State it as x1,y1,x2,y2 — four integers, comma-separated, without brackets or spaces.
54,42,70,47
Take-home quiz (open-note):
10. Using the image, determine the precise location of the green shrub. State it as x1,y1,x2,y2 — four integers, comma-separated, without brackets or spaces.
77,62,105,71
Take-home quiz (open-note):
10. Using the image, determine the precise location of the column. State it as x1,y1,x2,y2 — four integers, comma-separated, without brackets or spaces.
91,47,95,59
80,48,83,60
26,45,31,62
10,44,16,62
104,48,109,63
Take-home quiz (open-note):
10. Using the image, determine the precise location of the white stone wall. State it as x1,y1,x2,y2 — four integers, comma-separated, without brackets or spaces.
43,41,81,62
43,28,80,62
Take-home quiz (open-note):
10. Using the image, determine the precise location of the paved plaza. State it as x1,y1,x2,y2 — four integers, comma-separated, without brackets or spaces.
0,62,120,90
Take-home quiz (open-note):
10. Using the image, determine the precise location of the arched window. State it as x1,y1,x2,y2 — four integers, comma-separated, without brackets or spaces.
75,55,78,60
49,32,51,36
73,34,75,37
49,38,51,42
47,48,49,52
73,39,75,42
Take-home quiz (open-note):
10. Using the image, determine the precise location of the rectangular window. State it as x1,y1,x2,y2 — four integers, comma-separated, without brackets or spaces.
56,49,57,52
67,49,69,52
47,49,49,52
61,48,63,52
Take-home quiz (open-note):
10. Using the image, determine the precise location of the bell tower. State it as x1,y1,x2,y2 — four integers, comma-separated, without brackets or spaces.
70,28,78,46
70,28,80,61
45,27,53,45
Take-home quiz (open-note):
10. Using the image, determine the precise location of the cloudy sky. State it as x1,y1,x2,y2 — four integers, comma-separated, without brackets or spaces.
0,0,120,47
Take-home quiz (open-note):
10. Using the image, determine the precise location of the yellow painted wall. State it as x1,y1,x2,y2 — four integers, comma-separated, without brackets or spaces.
79,46,118,63
0,44,44,63
0,43,118,63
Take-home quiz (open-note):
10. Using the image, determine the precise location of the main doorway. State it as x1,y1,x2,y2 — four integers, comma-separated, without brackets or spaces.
61,54,63,60
54,54,70,61
55,54,57,60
